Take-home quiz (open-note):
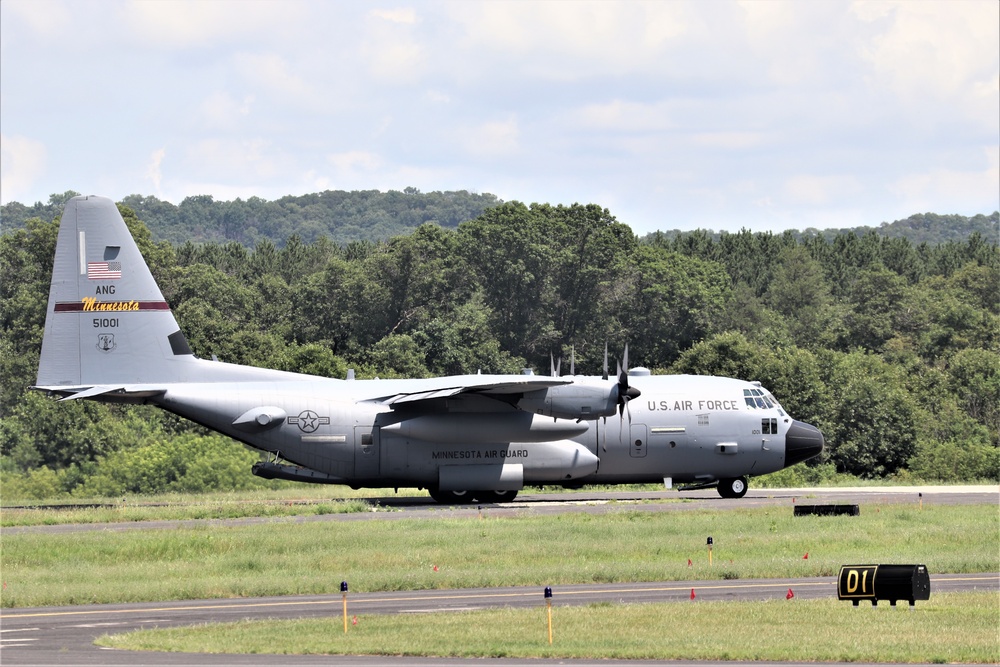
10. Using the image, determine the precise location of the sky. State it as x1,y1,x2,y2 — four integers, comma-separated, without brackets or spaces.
1,1,998,235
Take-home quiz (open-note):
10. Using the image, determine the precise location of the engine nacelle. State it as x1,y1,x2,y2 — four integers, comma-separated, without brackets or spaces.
516,382,617,420
382,412,588,443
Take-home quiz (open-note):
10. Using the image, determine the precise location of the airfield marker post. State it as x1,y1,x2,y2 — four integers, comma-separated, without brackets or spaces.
707,536,713,566
544,586,553,644
341,581,349,634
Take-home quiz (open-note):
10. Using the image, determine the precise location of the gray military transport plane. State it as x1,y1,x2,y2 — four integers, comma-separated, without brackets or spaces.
34,195,824,503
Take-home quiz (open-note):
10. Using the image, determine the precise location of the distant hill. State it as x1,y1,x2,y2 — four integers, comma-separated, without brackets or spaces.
800,212,999,244
645,211,999,246
3,190,996,247
0,188,502,246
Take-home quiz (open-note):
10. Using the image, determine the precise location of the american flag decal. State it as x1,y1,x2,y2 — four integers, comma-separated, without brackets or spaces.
87,261,122,280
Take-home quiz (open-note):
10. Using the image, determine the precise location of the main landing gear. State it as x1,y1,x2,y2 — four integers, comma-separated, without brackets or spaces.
717,476,749,499
427,488,519,504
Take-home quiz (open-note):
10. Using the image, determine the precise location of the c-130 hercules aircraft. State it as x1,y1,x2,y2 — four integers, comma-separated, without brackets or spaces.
35,195,824,503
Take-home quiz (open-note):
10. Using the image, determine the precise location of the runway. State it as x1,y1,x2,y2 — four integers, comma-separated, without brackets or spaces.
3,574,997,667
2,486,998,666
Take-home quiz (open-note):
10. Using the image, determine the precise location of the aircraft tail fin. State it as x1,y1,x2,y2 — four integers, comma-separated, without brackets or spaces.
35,195,202,389
36,195,329,395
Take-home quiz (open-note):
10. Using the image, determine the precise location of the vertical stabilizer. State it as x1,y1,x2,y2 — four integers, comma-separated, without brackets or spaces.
35,195,196,387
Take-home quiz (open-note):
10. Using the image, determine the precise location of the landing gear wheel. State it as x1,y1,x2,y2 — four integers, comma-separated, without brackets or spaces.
473,490,519,503
428,488,475,504
718,476,749,499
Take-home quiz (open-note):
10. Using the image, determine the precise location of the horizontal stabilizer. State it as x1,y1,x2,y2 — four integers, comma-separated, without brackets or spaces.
34,384,167,402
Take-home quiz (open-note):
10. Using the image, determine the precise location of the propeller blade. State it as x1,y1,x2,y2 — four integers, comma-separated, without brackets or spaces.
602,343,609,381
570,346,575,376
614,343,641,421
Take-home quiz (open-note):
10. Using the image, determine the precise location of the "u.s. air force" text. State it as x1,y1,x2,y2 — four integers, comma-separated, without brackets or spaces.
647,399,740,411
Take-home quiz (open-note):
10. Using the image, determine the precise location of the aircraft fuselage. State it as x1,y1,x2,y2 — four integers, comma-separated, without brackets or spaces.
152,372,809,491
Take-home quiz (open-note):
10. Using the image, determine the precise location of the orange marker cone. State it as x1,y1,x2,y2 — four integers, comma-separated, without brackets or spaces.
433,565,438,572
352,615,358,625
690,588,696,600
786,588,795,599
803,552,809,559
687,559,692,567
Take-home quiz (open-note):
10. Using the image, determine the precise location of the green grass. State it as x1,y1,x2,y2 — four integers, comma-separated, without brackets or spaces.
96,593,1000,663
3,504,997,608
5,481,993,526
0,496,376,527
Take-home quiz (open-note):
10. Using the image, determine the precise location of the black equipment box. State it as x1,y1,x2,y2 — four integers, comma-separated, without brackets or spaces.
794,504,860,516
837,564,931,607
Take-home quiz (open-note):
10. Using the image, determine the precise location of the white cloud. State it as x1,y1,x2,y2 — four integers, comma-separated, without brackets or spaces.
369,8,417,25
573,100,675,133
853,0,999,125
328,150,383,174
423,90,451,104
121,0,303,48
450,1,688,76
2,0,73,39
362,6,426,82
0,134,47,204
459,117,520,158
365,38,425,82
145,148,167,195
691,132,769,151
233,52,316,100
888,145,1000,213
783,174,864,207
186,138,285,180
2,0,997,232
199,92,255,128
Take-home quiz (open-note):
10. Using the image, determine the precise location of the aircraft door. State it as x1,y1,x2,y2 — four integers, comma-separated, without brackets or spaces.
630,424,647,458
354,426,380,479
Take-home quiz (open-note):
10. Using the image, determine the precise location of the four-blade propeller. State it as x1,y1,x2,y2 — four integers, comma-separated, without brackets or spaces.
552,343,642,450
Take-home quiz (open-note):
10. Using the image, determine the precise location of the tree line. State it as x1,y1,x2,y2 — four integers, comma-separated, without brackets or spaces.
3,190,996,247
1,201,997,498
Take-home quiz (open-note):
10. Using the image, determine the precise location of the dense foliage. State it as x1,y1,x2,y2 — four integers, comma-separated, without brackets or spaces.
1,199,997,499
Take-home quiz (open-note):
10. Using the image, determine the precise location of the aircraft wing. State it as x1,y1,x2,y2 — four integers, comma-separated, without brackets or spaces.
371,377,573,408
33,384,167,402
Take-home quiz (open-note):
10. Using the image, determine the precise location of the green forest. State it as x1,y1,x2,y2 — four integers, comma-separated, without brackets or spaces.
1,196,997,499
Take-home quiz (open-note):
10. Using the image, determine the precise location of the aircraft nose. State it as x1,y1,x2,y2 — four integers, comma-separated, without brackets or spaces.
784,420,824,467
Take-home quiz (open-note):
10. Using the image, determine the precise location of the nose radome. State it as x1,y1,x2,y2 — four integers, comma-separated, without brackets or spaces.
784,420,824,467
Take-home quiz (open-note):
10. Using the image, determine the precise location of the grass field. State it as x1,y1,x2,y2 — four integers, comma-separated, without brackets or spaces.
0,495,375,527
3,503,997,608
96,593,1000,663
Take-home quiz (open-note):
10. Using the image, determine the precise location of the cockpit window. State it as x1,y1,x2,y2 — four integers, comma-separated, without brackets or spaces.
744,388,782,414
